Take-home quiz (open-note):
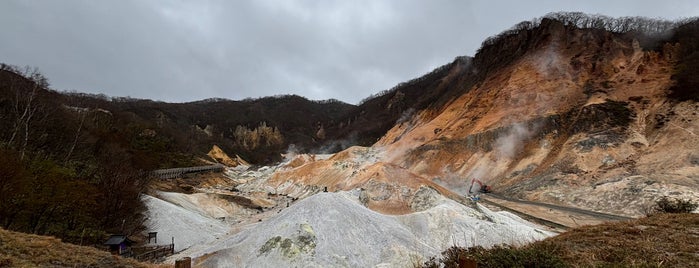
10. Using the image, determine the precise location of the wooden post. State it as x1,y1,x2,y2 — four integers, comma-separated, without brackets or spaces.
148,232,157,244
458,256,477,268
175,257,191,268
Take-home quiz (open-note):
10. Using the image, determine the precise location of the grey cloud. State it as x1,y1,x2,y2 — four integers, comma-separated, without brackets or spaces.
1,0,697,104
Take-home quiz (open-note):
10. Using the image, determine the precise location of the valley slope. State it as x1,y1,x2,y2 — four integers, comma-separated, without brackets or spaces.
375,18,699,217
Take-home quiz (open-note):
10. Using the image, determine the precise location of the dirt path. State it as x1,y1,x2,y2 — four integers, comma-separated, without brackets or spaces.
480,193,633,230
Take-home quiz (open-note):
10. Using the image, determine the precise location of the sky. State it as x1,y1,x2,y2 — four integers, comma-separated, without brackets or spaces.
1,1,697,104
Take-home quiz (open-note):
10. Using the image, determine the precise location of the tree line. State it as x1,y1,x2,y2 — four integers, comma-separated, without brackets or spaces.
0,64,164,244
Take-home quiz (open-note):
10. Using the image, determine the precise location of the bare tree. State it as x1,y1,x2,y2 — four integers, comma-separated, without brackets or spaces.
64,107,86,164
7,67,48,159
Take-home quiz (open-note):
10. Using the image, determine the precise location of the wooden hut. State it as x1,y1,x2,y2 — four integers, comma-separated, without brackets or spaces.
104,234,134,256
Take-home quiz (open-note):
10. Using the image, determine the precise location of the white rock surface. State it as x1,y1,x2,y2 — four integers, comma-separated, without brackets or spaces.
171,191,553,267
142,195,230,252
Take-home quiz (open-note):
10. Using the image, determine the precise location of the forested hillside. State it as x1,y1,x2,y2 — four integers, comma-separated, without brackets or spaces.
0,66,149,244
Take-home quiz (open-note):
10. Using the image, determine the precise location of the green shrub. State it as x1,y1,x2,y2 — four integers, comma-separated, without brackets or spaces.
655,196,699,213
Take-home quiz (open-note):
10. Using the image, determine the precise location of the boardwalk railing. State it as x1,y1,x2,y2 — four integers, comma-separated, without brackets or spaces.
151,164,225,179
134,244,174,262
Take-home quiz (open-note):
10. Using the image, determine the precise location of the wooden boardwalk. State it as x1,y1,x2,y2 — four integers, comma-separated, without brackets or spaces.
151,164,225,179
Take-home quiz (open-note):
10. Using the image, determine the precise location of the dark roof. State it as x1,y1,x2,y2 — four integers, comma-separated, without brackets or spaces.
104,235,133,245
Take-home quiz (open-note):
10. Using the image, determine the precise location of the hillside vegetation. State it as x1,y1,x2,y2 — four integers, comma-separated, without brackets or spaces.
0,68,153,245
59,92,354,164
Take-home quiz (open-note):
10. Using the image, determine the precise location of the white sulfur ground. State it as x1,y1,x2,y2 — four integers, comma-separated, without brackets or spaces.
142,195,230,252
161,190,554,267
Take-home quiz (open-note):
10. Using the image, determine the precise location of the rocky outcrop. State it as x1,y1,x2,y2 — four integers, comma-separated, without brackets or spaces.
233,122,284,151
207,145,249,167
376,20,698,216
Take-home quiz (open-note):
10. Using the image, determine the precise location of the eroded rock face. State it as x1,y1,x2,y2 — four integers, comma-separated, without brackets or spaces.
233,122,284,151
257,146,461,215
374,23,698,216
207,145,250,167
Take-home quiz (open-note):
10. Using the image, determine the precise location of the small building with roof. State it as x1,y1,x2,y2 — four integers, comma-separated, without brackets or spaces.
104,234,134,256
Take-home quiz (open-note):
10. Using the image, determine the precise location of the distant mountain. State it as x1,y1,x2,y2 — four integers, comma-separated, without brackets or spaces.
0,53,484,167
51,60,479,165
57,92,355,164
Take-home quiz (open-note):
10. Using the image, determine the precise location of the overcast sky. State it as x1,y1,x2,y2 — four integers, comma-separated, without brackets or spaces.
1,1,697,104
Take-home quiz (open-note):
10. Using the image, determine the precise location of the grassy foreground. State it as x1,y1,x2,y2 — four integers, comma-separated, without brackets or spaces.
422,213,699,267
0,228,156,268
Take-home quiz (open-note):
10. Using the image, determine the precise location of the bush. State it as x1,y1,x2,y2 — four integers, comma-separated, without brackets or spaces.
654,196,699,213
421,244,566,268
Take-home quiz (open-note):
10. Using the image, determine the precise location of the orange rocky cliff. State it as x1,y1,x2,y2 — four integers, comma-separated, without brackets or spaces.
207,145,250,167
374,19,696,217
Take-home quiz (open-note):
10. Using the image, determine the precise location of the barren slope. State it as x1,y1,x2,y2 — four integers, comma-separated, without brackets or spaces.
375,19,699,216
180,191,553,267
262,147,462,214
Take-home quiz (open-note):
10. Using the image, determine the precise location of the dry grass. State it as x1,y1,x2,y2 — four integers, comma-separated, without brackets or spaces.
547,213,699,267
0,228,159,268
420,213,699,267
